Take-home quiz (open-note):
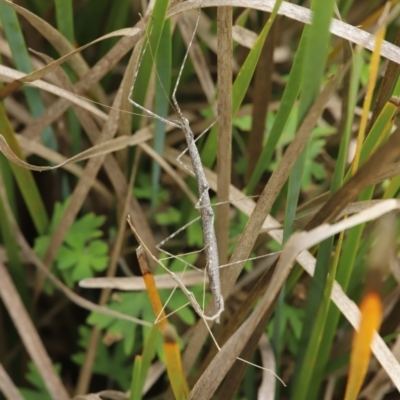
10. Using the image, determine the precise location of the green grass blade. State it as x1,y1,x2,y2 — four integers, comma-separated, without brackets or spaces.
0,104,49,234
130,0,170,129
231,0,283,120
24,0,48,16
342,90,397,187
99,0,131,58
306,196,369,400
200,0,283,168
0,159,28,306
268,5,336,390
55,0,82,160
152,19,171,213
246,38,304,195
292,235,341,400
307,55,394,399
0,1,56,149
331,50,362,190
0,150,17,217
293,50,361,400
130,356,142,400
55,0,75,43
139,325,159,390
287,1,336,397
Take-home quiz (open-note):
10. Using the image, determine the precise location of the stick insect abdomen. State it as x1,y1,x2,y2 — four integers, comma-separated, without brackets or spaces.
182,118,224,322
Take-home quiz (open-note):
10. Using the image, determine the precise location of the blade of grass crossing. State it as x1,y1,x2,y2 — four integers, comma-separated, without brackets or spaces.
287,0,336,397
306,49,363,400
0,1,56,149
152,19,171,213
200,0,284,168
308,97,393,399
291,232,343,400
351,24,386,173
130,0,170,130
246,34,305,195
307,47,393,399
270,5,336,390
296,26,386,395
284,0,336,238
99,0,131,58
0,104,48,234
381,79,400,199
307,190,373,400
55,0,82,192
330,48,361,192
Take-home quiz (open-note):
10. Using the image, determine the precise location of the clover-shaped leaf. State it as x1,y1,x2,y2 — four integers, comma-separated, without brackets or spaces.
34,199,109,285
57,239,108,281
65,213,105,248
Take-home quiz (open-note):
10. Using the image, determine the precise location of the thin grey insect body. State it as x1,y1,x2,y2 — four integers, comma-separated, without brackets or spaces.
128,13,224,322
174,112,224,323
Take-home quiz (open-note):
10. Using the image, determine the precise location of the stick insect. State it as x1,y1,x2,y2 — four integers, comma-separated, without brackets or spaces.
128,12,224,322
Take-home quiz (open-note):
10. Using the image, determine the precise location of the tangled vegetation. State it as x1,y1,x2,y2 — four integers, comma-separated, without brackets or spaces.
1,1,400,399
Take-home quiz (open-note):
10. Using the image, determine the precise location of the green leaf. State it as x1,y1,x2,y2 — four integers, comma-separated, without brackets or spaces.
130,0,171,129
55,0,74,43
130,356,143,400
137,325,159,398
87,292,147,355
65,213,105,247
19,362,61,400
56,239,108,280
72,325,131,390
152,18,172,212
155,207,181,226
34,199,108,284
0,105,49,234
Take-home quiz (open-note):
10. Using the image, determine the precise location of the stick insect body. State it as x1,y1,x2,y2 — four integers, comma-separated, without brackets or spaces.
128,14,224,322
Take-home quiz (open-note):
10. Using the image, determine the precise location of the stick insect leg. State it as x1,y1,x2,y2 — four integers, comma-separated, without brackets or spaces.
128,216,285,383
127,22,180,129
127,7,224,321
171,9,202,114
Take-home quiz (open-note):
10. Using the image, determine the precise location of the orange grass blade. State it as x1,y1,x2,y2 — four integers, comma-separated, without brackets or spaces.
137,248,168,330
344,290,382,400
164,324,190,399
136,247,189,398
